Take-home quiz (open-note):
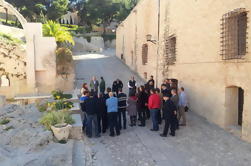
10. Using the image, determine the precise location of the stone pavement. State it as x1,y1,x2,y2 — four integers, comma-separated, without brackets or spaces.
73,49,251,166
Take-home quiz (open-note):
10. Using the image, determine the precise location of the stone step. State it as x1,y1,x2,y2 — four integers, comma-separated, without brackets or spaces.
72,140,86,166
70,114,83,140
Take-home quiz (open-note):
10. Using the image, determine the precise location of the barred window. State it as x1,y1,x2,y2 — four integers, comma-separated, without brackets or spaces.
142,44,148,65
221,9,248,60
165,35,176,64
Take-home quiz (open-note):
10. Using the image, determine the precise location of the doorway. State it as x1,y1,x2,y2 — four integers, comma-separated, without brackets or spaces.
238,88,244,126
225,86,244,127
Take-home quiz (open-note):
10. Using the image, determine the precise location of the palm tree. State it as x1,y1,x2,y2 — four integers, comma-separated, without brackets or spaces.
42,20,75,45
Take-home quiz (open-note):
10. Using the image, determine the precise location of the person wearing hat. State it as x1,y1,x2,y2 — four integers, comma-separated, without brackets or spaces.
160,93,177,137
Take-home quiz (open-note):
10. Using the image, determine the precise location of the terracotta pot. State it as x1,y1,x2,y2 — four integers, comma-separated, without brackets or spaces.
51,123,72,141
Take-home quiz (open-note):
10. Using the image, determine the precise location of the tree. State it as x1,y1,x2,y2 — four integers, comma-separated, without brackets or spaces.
78,0,120,34
47,0,69,20
6,0,46,22
6,0,69,21
42,20,74,45
113,0,140,21
77,0,140,33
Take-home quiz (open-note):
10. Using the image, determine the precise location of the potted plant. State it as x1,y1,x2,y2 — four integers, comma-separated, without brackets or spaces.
39,110,74,141
51,123,72,142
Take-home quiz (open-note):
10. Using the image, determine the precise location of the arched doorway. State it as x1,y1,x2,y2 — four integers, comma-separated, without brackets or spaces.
225,86,244,127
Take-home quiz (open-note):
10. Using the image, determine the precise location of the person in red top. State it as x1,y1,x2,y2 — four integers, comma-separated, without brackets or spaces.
148,89,161,131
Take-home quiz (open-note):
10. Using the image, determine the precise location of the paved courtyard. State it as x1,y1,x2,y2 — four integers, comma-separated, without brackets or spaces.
73,50,251,166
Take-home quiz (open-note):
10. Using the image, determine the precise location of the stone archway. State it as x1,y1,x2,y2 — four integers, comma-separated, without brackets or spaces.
0,0,27,28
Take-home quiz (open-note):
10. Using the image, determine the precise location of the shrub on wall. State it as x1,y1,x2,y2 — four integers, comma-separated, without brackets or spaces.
42,21,75,46
0,32,24,45
55,47,73,75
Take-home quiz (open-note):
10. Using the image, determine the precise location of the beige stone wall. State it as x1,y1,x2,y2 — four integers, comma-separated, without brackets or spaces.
117,0,251,142
24,23,57,93
0,41,29,98
116,0,159,80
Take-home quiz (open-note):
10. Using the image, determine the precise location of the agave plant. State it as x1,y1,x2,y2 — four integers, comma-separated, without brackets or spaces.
42,20,75,45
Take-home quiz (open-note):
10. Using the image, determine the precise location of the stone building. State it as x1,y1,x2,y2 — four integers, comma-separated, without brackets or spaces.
116,0,251,142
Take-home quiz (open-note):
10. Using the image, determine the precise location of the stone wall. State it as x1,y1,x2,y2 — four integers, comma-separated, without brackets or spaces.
0,40,28,98
116,0,251,142
73,36,104,52
116,0,158,80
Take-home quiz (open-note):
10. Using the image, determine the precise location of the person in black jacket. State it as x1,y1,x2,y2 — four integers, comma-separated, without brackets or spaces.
112,79,123,96
117,88,127,129
97,93,108,133
161,84,171,96
128,76,137,96
147,75,155,90
160,94,177,137
81,92,100,138
137,86,148,126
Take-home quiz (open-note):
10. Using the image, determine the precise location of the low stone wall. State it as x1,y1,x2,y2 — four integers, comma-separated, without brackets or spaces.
73,36,105,52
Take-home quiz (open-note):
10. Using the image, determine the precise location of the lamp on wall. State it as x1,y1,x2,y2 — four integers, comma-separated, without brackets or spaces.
146,34,157,44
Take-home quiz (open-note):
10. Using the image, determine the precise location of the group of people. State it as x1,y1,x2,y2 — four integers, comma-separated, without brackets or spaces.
79,75,188,138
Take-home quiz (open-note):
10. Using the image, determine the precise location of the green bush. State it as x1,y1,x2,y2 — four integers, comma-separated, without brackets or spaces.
4,126,14,131
39,111,75,130
51,90,73,100
37,102,48,112
102,33,116,42
0,32,24,45
61,24,87,34
0,118,10,125
48,100,74,111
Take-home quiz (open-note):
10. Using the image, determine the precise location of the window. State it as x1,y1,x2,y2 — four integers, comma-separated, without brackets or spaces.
221,8,248,60
165,35,176,64
142,44,148,65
